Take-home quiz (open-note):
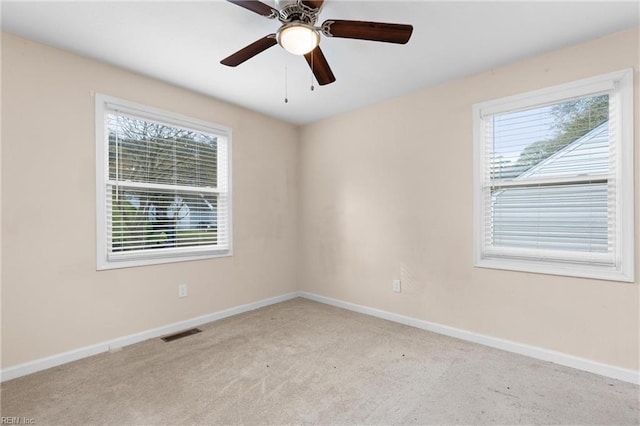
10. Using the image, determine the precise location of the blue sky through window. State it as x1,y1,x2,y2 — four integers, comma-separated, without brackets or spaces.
492,105,557,164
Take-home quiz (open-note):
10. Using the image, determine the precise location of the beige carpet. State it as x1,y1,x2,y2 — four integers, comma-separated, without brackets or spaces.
1,298,638,425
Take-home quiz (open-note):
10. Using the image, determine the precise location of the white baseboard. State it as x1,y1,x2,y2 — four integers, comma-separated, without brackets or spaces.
3,291,638,385
299,291,640,385
0,292,300,382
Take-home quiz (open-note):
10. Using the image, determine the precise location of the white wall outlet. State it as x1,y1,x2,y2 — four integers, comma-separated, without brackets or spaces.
392,279,401,293
178,284,188,298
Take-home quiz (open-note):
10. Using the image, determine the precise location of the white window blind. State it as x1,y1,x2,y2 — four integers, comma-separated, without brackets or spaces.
96,95,232,269
473,70,634,282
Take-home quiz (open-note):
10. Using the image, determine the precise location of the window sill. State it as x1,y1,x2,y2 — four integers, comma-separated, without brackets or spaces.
97,250,232,270
475,257,634,283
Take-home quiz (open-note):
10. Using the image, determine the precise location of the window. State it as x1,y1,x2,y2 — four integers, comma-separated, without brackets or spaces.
473,70,634,282
96,94,232,269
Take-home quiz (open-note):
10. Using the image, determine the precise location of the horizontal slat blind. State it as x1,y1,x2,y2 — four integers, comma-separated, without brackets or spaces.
105,108,230,261
491,183,608,252
481,93,615,264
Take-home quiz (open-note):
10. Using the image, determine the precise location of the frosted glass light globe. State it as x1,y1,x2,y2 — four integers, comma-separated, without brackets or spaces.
277,23,320,55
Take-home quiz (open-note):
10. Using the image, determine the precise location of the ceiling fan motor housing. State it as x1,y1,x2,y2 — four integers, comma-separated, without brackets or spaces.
275,0,321,25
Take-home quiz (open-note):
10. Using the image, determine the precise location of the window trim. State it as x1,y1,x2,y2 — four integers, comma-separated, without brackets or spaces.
95,93,233,270
472,69,634,282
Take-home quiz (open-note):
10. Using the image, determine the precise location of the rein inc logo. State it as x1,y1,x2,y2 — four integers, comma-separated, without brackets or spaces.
1,418,35,425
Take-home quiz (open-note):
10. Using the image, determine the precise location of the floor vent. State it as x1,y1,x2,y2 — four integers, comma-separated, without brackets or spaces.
161,328,202,342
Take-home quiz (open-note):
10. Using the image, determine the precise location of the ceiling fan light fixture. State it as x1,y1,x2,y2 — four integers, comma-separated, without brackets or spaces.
277,23,320,55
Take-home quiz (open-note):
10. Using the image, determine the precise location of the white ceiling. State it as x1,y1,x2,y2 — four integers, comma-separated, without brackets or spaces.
2,1,638,125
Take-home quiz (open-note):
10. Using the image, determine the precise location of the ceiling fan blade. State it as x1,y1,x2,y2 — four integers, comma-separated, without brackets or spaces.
226,0,279,18
322,20,413,44
304,46,336,86
220,35,277,67
300,0,324,9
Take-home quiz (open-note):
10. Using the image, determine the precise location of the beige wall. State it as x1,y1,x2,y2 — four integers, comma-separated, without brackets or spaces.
1,33,299,368
298,28,640,370
2,27,639,373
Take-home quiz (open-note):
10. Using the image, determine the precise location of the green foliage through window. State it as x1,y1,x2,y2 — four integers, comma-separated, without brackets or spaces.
107,114,220,252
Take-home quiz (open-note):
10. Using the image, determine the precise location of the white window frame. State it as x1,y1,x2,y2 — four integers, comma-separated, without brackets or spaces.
95,94,233,270
473,69,634,282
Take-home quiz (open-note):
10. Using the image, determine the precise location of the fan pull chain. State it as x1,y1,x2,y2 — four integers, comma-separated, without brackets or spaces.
310,49,315,91
284,54,289,103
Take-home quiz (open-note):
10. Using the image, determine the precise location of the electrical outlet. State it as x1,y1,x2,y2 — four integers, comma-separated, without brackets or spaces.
392,279,401,293
178,284,188,298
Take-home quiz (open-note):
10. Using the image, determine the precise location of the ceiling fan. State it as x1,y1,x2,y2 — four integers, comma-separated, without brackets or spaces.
221,0,413,86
